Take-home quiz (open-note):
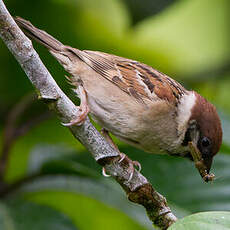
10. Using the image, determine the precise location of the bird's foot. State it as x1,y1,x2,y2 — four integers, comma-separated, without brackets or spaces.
101,129,142,182
62,85,89,126
102,153,141,182
118,153,141,182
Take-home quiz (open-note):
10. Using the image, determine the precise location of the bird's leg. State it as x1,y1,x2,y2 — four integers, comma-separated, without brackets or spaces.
101,128,119,151
101,128,141,181
62,85,89,126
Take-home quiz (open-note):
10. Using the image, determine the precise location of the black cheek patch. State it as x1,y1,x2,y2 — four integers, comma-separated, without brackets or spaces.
182,129,191,146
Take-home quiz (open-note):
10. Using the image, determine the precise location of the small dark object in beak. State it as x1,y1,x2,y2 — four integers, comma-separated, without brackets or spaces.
188,142,215,182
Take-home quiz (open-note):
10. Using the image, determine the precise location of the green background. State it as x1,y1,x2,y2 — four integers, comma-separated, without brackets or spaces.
0,0,230,229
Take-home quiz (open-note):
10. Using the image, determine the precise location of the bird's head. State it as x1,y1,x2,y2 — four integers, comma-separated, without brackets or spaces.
183,92,222,182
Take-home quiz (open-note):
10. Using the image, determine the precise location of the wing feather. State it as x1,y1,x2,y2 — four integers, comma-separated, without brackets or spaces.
70,49,186,106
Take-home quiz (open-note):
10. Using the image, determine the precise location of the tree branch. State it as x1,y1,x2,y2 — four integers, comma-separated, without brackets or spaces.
0,1,177,229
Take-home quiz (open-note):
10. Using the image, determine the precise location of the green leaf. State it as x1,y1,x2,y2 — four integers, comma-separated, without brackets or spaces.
0,199,77,230
19,175,152,229
221,113,230,147
5,118,85,182
134,0,230,75
0,202,15,230
169,212,230,230
123,0,178,25
25,191,148,230
28,144,98,178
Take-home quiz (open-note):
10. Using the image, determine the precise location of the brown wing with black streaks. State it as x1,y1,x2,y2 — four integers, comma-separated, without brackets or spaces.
73,49,187,105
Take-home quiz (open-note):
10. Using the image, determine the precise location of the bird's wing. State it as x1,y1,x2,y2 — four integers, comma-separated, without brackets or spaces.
66,48,186,106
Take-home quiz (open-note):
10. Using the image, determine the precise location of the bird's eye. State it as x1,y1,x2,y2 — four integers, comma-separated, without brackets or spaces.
201,137,211,148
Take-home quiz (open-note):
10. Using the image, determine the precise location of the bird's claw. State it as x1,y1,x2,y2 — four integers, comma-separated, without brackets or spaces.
102,153,141,182
62,85,89,127
102,167,111,177
119,153,141,182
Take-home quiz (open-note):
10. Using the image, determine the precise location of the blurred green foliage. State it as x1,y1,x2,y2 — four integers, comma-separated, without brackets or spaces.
0,0,230,229
169,212,230,230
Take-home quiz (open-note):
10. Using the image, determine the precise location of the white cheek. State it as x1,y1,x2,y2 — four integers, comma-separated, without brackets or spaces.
177,92,196,136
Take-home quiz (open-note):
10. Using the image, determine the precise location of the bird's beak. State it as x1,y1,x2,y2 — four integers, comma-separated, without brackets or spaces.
188,141,215,182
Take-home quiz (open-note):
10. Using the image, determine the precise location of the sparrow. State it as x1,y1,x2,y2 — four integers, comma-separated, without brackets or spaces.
15,17,222,182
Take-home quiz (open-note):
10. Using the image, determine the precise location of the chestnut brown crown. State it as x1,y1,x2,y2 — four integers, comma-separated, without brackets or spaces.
189,92,222,171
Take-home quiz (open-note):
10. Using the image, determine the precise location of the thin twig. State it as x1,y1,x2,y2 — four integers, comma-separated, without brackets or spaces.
0,1,177,229
14,111,52,139
0,172,43,198
0,92,51,180
3,93,36,149
0,93,35,179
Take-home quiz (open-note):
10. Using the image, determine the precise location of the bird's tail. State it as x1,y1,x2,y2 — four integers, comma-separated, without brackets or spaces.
14,16,64,52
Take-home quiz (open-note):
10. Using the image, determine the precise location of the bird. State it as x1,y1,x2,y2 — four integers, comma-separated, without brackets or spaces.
15,17,222,182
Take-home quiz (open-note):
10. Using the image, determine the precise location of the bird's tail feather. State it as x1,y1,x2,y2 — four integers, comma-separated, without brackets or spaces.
14,16,64,52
